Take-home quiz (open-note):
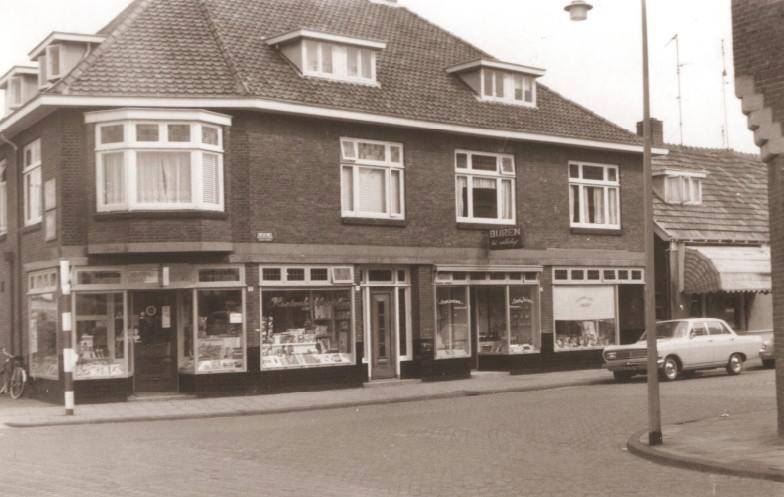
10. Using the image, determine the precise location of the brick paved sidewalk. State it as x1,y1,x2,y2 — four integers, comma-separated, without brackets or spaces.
0,368,612,428
628,409,784,483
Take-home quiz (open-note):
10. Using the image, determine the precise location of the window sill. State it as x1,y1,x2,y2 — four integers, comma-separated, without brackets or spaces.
570,227,623,236
94,210,227,221
21,223,42,235
457,222,517,231
342,217,407,228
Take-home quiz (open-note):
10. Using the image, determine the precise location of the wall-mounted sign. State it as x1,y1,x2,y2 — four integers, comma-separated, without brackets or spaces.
488,227,523,250
256,232,274,242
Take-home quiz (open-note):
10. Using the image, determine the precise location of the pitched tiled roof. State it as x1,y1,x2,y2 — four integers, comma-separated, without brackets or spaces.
653,145,768,243
54,0,642,147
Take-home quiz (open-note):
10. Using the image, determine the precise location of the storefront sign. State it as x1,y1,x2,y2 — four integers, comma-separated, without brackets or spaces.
229,312,243,324
488,227,523,250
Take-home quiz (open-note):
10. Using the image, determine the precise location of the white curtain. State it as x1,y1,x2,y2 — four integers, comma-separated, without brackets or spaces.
103,153,125,205
608,187,618,225
137,152,191,204
358,167,386,213
585,186,605,224
202,153,219,204
500,179,513,220
341,167,354,211
553,286,615,321
26,167,42,221
456,176,468,217
390,170,402,215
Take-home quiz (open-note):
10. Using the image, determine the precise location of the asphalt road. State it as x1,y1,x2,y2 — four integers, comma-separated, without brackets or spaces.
0,369,780,497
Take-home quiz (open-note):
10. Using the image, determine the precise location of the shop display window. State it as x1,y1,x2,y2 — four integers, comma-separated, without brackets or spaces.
509,286,540,353
476,287,507,354
194,289,245,373
178,291,195,373
29,293,58,379
476,285,540,355
74,293,129,379
261,289,354,369
435,286,470,358
553,285,617,350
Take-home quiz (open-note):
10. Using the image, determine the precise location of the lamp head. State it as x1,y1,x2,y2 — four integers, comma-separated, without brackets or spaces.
564,0,593,21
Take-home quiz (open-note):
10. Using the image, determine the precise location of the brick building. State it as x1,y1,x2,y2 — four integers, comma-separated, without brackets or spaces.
0,0,660,402
732,0,784,435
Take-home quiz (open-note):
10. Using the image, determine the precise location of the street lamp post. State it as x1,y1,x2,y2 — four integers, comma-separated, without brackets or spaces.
565,0,663,446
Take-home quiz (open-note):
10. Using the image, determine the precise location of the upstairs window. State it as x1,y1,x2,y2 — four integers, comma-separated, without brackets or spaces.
46,45,62,80
340,138,404,220
482,69,535,106
88,109,230,213
304,41,376,84
0,159,6,234
8,77,23,107
455,150,516,224
569,162,620,229
664,174,702,205
23,139,42,226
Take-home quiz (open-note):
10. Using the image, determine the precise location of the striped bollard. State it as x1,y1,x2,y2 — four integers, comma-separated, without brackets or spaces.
59,260,74,416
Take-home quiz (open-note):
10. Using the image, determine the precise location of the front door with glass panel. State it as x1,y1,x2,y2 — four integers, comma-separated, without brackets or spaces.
132,291,177,392
370,290,396,379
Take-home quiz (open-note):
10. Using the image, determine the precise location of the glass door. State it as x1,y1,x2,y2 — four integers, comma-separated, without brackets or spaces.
131,291,178,392
370,290,396,379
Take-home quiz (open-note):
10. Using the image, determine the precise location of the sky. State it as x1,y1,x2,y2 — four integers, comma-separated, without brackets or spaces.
0,0,757,153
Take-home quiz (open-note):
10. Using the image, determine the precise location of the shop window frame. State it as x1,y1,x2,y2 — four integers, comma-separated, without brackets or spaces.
27,268,60,380
359,267,412,367
259,265,354,287
552,284,620,352
71,290,131,380
552,267,644,285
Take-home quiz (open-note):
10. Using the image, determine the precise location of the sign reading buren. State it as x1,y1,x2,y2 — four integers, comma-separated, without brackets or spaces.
488,227,523,250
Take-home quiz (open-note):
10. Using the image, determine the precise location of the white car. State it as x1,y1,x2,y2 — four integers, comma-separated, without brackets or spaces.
602,318,763,382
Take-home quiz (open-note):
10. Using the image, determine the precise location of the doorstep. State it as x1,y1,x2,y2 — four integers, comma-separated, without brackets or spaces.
128,393,198,403
363,378,421,388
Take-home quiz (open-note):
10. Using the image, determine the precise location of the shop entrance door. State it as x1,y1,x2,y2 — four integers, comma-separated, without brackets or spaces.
370,290,396,379
131,291,178,393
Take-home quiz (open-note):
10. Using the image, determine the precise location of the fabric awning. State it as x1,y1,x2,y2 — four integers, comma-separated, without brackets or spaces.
683,246,771,294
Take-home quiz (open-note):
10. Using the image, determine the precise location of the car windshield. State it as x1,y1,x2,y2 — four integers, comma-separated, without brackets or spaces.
639,321,689,341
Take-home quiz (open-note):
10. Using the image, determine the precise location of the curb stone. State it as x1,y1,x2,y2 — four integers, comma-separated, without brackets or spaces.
626,426,784,483
5,376,608,429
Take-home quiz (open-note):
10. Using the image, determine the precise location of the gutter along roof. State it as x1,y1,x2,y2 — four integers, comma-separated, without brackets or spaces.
1,0,656,154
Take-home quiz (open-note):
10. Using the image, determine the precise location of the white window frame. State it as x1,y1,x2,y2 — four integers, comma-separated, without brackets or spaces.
455,149,516,225
37,55,48,89
664,174,703,205
94,118,225,213
259,265,355,287
301,40,378,85
568,161,621,229
340,137,405,220
46,44,63,80
23,139,42,226
0,159,7,235
552,284,620,352
359,268,413,370
552,267,645,285
8,76,23,108
480,68,536,107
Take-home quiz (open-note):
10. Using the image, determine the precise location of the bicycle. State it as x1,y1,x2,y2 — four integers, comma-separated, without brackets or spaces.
0,348,26,400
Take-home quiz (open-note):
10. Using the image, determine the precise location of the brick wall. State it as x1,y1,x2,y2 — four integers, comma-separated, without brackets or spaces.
732,0,784,435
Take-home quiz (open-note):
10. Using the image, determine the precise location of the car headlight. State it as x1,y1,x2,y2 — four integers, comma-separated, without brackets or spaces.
605,352,617,360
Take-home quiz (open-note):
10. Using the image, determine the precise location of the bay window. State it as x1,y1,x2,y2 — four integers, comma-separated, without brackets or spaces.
568,161,620,229
23,139,42,226
340,138,404,220
88,109,230,212
455,150,515,224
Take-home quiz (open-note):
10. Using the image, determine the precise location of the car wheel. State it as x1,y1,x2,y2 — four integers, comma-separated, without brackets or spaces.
613,371,634,382
660,357,679,381
763,359,775,369
726,353,744,375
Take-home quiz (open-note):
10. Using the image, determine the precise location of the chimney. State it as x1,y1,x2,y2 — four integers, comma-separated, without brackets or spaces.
636,118,664,146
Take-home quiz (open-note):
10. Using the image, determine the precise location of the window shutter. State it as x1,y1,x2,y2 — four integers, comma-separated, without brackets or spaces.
202,153,219,204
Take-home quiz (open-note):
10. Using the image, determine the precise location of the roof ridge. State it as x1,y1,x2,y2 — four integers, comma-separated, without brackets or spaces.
97,0,145,35
196,0,251,95
51,0,154,95
537,82,641,143
663,143,762,160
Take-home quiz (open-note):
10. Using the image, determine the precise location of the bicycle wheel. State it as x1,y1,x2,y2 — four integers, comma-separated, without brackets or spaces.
8,367,25,400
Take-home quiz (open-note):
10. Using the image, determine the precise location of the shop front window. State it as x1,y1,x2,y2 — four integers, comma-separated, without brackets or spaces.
509,286,539,353
178,291,195,373
261,289,354,369
475,285,540,355
435,286,470,358
553,285,617,350
29,293,58,379
74,293,129,379
195,289,245,373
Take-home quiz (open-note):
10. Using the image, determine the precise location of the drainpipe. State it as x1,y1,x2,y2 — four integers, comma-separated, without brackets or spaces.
0,132,20,356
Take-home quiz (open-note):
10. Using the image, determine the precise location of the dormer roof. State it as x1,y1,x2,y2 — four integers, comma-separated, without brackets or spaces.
28,32,106,59
446,59,546,78
0,66,38,88
265,29,386,50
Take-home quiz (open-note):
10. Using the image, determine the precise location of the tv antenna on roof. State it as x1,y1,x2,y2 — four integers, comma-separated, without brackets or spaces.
666,33,685,145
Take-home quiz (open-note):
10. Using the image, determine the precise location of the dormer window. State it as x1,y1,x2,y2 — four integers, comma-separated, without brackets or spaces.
665,175,703,204
46,45,62,80
28,32,105,84
0,66,38,115
266,29,385,85
447,59,544,108
8,77,22,107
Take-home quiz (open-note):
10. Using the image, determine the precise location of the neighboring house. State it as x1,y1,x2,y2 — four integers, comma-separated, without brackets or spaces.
646,119,772,334
732,0,784,434
0,0,659,402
